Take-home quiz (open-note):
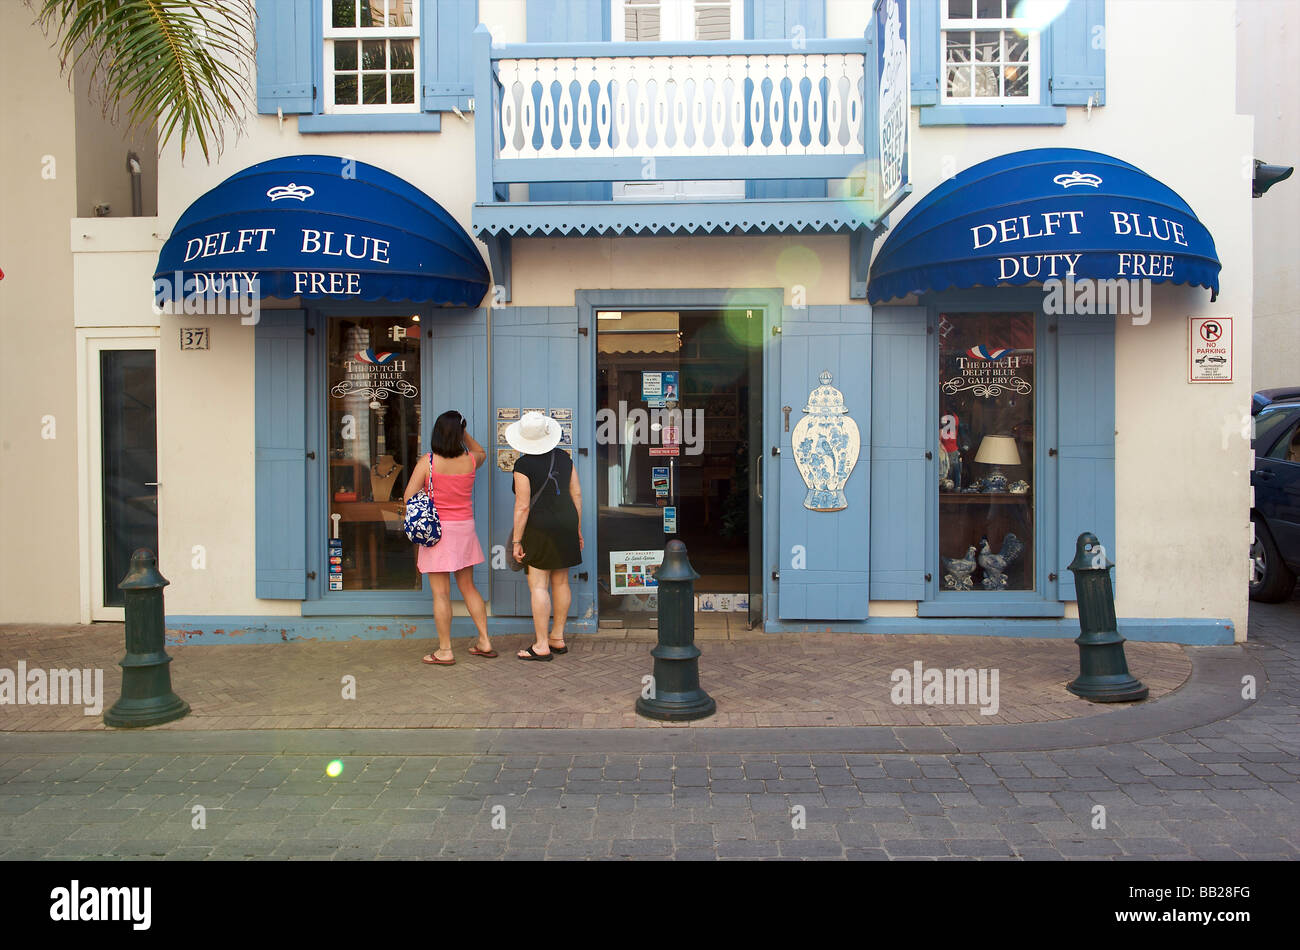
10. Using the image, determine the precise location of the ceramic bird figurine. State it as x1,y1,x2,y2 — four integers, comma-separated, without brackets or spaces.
942,546,978,591
978,534,1024,590
999,532,1024,565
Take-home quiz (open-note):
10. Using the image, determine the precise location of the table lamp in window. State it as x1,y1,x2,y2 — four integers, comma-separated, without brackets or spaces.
974,434,1020,493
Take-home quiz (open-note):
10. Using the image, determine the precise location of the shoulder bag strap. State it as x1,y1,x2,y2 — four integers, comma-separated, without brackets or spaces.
529,449,557,509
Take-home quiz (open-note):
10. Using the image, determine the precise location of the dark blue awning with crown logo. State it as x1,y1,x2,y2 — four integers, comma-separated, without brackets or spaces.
868,148,1221,304
154,155,488,306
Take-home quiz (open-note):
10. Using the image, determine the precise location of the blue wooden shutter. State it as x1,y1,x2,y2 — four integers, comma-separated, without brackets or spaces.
489,307,594,618
422,0,477,111
527,1,612,201
255,310,309,598
910,0,939,106
431,307,490,599
746,0,827,199
256,0,316,114
777,305,871,620
869,305,929,600
1055,313,1115,601
1049,0,1106,105
526,0,611,42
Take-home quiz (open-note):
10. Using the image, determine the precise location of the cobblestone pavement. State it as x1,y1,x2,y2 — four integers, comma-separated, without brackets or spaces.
0,597,1294,860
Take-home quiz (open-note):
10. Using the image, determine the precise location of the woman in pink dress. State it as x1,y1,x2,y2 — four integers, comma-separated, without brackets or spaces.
402,411,493,665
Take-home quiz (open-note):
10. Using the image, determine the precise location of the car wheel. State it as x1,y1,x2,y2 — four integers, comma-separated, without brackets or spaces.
1250,517,1297,603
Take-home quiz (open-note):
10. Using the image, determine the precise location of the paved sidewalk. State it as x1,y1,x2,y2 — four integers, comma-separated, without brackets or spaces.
0,623,1190,731
0,598,1293,860
0,600,1293,861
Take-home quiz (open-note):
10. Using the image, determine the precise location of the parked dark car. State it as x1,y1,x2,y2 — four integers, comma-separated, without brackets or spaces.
1251,392,1300,601
1252,386,1300,416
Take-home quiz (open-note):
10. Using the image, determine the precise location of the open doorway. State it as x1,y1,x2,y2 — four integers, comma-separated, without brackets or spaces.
596,309,762,625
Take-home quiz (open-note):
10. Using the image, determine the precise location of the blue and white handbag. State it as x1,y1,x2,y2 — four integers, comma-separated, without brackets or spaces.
403,454,442,546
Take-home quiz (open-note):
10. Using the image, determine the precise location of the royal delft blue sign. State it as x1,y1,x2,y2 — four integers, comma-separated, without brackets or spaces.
154,155,489,307
867,149,1222,304
874,0,909,215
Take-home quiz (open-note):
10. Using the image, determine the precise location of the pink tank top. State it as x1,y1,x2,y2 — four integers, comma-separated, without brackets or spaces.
429,464,475,521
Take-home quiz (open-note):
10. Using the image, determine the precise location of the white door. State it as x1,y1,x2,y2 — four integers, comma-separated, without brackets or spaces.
79,331,161,622
611,0,746,200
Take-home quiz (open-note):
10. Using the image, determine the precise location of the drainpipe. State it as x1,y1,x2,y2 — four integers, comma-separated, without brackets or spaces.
127,152,142,217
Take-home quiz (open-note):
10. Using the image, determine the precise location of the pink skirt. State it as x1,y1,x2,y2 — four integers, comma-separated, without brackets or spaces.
417,519,485,574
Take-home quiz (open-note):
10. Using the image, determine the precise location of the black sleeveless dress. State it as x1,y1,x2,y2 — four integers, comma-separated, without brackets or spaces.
513,449,582,569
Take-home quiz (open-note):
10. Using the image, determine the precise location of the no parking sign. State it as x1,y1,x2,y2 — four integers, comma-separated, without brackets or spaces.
1189,316,1232,382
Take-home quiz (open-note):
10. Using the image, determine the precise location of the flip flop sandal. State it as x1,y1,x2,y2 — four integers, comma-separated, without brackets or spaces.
422,653,455,665
468,646,498,658
547,641,568,655
517,645,553,662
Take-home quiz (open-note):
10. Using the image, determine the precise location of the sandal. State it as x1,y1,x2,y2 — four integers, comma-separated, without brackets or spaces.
468,645,498,658
422,652,455,665
517,645,553,662
548,638,568,655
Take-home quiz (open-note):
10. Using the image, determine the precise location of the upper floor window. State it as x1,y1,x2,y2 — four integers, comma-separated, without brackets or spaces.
911,0,1105,126
615,0,742,42
941,0,1039,104
324,1,420,113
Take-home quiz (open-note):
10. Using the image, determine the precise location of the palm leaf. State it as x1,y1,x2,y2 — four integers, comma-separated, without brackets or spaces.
30,0,256,162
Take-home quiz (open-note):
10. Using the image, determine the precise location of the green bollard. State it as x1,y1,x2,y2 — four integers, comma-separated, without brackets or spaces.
636,540,715,721
1065,532,1148,703
104,549,190,728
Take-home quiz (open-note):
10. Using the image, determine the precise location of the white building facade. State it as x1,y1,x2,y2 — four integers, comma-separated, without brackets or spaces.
1,0,1258,645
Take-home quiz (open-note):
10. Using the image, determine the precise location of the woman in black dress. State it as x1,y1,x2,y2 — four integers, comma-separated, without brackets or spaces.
506,412,583,660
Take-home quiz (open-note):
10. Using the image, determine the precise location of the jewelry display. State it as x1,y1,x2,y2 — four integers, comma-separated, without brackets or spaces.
370,453,403,502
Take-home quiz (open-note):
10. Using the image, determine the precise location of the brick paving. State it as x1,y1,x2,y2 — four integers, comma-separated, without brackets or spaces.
0,596,1293,860
0,624,1189,731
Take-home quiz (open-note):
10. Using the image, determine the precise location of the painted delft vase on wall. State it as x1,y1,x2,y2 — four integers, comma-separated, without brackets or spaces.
792,370,862,512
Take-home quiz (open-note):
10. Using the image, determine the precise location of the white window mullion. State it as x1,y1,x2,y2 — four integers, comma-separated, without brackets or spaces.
322,0,420,113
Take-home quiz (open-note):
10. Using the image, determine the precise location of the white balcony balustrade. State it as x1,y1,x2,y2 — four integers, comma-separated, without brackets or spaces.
494,51,866,162
471,29,890,304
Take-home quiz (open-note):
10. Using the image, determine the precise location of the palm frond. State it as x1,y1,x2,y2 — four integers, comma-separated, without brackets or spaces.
31,0,257,162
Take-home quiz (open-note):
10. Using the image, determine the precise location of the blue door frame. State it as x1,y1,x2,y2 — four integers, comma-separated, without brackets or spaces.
576,288,784,628
301,303,438,615
918,290,1065,618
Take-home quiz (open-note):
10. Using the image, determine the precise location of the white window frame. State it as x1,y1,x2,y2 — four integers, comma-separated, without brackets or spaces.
939,0,1040,105
323,0,421,114
610,0,745,200
76,328,160,624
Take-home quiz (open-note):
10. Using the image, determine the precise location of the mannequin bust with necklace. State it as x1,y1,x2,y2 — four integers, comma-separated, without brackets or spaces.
371,454,403,502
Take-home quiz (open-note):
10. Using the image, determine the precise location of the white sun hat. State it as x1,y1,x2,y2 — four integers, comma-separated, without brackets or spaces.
505,410,562,455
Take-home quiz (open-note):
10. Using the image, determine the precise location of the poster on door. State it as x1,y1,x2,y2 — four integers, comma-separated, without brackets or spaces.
651,466,670,497
642,371,678,408
610,549,663,595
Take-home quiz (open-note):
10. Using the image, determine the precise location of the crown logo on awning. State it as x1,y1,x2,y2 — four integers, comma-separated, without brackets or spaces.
1053,170,1103,189
266,182,315,202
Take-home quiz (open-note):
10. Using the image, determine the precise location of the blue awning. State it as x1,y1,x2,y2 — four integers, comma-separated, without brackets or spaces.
154,155,488,306
868,148,1221,304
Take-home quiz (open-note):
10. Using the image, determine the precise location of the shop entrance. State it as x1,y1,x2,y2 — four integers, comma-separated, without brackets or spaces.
595,309,763,626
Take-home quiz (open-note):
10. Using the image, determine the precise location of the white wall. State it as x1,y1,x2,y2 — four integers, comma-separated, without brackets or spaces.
0,4,82,624
1237,0,1300,392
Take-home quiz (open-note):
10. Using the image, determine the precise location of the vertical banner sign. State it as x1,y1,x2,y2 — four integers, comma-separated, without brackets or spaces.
875,0,910,216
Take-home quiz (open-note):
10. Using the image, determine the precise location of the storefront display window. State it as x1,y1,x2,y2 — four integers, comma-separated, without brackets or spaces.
937,312,1035,592
326,316,422,591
